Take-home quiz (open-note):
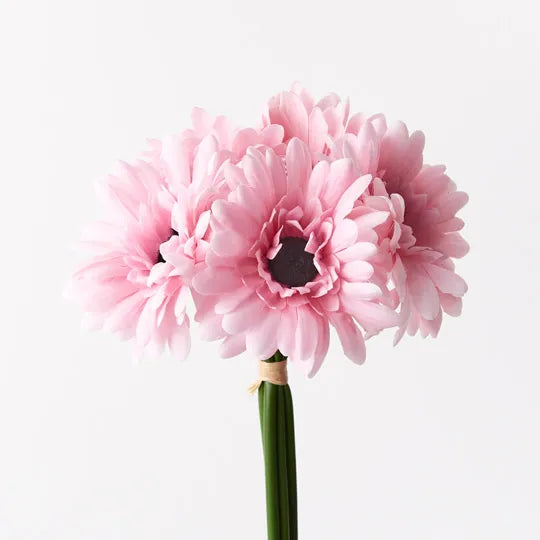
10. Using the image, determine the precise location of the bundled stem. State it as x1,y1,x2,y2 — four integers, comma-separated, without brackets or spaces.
258,351,298,540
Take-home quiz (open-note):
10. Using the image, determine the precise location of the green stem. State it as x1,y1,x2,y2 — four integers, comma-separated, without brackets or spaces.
277,389,290,538
283,385,298,540
259,381,266,437
262,382,280,539
258,351,297,540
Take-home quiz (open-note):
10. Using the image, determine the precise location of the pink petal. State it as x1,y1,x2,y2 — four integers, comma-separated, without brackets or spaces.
194,210,211,239
334,174,372,221
392,255,408,299
103,291,147,333
211,231,251,257
408,271,440,321
276,308,297,358
222,295,265,334
401,130,425,178
212,200,258,236
341,260,374,281
435,233,470,259
168,321,191,361
393,298,411,345
192,267,242,295
174,286,190,321
135,299,158,348
329,218,358,252
285,138,312,194
215,286,254,315
308,318,330,378
293,306,319,363
343,298,399,333
341,281,382,300
245,309,280,359
437,217,465,233
232,128,259,157
330,313,366,364
199,313,227,341
419,309,443,338
353,210,390,230
338,242,378,262
265,148,287,199
244,148,276,199
438,191,469,221
160,135,191,191
306,160,330,201
232,184,269,223
222,161,246,191
219,334,246,358
439,293,463,316
308,107,328,154
424,264,468,296
212,115,233,148
281,91,309,141
322,159,357,207
261,124,285,148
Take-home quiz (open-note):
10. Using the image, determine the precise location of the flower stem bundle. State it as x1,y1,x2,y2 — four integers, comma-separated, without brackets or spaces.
258,351,297,540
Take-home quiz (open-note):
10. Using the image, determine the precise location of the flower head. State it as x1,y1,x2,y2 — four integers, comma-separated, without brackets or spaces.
148,108,285,280
67,88,469,370
333,119,469,341
262,83,351,160
65,158,191,358
193,139,398,376
67,108,285,359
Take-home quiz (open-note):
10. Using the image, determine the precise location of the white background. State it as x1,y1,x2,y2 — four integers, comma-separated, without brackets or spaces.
1,0,539,538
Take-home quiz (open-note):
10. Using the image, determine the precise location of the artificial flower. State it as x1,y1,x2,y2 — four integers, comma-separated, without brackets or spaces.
262,82,350,160
67,108,286,358
66,88,471,539
148,107,286,280
193,138,398,376
65,157,191,358
333,119,469,341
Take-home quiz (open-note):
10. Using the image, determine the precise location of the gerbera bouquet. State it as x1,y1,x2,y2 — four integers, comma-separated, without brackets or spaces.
66,84,468,539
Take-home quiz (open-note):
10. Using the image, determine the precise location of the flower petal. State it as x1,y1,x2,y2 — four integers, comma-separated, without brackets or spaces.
408,271,440,321
341,260,374,281
222,294,265,334
330,313,366,364
329,218,358,252
424,264,468,296
192,267,242,295
341,281,382,300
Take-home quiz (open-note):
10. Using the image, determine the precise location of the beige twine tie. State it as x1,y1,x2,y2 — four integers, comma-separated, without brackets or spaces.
248,360,288,395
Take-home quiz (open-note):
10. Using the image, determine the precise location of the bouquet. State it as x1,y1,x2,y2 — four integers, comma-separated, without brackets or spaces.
66,84,468,539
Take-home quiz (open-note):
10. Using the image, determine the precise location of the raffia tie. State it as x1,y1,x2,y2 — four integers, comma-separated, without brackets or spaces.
247,360,288,395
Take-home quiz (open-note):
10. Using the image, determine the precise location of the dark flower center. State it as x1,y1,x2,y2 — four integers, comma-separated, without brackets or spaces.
268,236,318,287
156,229,178,264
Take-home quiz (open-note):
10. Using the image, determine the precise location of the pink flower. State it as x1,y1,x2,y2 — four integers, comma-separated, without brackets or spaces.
334,119,469,341
262,83,351,160
65,158,191,359
67,108,285,359
192,138,398,376
148,108,285,279
66,90,469,366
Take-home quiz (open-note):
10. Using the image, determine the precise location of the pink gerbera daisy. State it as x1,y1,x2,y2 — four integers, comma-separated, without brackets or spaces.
67,108,286,359
148,107,286,280
192,138,398,376
65,157,191,358
262,83,351,160
335,119,469,341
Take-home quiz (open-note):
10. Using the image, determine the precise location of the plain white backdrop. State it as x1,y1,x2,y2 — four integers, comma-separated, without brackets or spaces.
1,0,539,538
